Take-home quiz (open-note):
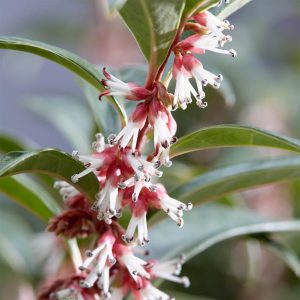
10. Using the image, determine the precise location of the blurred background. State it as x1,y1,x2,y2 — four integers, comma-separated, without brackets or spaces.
1,0,300,299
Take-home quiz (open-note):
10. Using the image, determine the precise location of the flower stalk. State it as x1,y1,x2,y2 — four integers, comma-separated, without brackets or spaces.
39,1,238,299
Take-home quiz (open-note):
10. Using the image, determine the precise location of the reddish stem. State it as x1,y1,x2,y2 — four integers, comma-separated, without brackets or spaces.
155,22,186,82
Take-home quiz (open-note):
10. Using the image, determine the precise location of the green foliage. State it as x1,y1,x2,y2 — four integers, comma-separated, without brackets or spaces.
170,125,300,158
149,203,300,262
0,135,26,153
0,149,99,202
183,0,219,19
120,0,185,73
0,36,127,125
0,176,59,222
171,156,300,205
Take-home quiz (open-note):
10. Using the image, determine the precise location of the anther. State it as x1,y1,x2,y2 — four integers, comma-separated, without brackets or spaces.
171,136,178,144
85,250,93,257
229,49,237,58
132,193,138,203
79,265,86,271
186,202,193,210
217,74,223,82
117,181,126,189
154,160,161,169
149,185,157,192
202,79,208,86
177,218,184,228
196,100,208,109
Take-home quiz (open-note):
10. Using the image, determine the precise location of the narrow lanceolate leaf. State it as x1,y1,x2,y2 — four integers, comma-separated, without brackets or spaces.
218,0,253,20
172,156,300,206
0,149,99,202
120,0,185,72
0,176,60,222
0,134,26,152
170,125,300,158
148,203,300,262
0,36,127,126
183,0,219,19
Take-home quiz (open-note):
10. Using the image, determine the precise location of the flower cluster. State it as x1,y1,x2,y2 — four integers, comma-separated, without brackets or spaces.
44,213,190,300
41,4,236,300
172,10,236,110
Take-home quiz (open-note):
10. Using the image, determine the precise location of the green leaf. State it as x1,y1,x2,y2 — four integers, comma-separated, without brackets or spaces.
171,156,300,206
148,203,300,261
0,36,127,126
120,0,185,72
170,125,300,158
0,175,60,222
0,149,99,203
217,0,253,20
0,134,26,152
183,0,219,19
25,96,93,153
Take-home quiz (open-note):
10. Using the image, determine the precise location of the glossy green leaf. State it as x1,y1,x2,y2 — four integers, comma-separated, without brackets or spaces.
183,0,219,19
26,96,93,153
0,36,127,126
0,149,99,202
0,134,26,153
120,0,185,71
218,0,253,20
0,175,60,222
149,203,300,261
170,125,300,158
171,156,300,206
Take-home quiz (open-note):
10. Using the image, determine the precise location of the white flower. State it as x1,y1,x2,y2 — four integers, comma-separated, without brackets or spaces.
154,145,172,168
119,251,150,282
71,150,105,183
123,211,149,246
194,11,234,42
139,283,172,300
53,181,80,201
93,180,121,224
100,68,150,101
157,186,193,228
189,34,237,56
79,232,116,292
152,256,190,287
114,120,145,152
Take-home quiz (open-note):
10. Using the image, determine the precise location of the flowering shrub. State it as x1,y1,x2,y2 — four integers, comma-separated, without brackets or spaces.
2,0,300,299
